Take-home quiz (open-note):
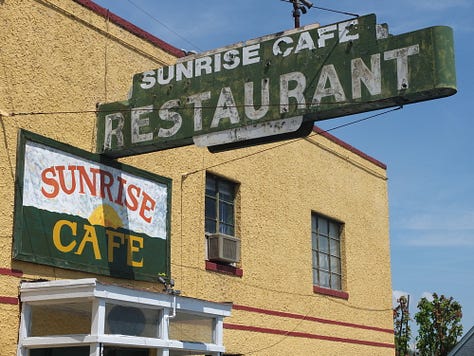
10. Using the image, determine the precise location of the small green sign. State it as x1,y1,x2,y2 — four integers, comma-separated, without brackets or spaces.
13,130,171,281
96,14,456,157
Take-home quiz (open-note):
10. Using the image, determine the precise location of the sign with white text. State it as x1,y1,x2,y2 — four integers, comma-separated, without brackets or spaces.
96,14,456,157
13,130,171,281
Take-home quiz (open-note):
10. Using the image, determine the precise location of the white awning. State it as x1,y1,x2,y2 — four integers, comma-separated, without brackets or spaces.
18,279,232,356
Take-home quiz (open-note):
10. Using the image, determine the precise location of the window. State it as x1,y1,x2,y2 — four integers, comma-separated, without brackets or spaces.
205,174,237,236
311,214,343,292
205,174,242,276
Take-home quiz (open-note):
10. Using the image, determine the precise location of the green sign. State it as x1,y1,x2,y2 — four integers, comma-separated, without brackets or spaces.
96,14,456,157
13,130,171,281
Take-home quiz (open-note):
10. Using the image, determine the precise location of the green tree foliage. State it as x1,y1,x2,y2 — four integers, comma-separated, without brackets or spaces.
414,293,463,356
394,295,411,356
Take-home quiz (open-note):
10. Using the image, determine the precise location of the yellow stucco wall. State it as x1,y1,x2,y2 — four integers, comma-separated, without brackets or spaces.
0,0,179,354
0,0,394,355
129,135,394,355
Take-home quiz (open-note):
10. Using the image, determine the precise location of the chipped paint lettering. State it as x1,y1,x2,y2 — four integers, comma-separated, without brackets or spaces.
142,19,359,90
106,45,419,146
96,14,457,156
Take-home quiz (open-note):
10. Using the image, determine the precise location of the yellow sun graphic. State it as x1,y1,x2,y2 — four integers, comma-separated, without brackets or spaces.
88,204,123,229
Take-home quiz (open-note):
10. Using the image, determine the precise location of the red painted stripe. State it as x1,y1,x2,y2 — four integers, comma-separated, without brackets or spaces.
0,296,19,305
73,0,186,58
313,126,387,170
0,268,23,277
313,285,349,300
232,304,393,334
224,323,395,349
205,261,243,277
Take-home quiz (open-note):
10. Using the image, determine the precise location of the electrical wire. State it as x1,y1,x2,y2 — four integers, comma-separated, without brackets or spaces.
4,4,395,353
0,116,14,182
8,109,98,116
279,0,359,18
6,3,381,120
104,9,110,103
170,261,392,313
244,300,318,355
6,99,404,116
5,6,378,119
321,106,402,134
126,0,203,52
181,106,402,178
4,104,402,179
35,0,169,66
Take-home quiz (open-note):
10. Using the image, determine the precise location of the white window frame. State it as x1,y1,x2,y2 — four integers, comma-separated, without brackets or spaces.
17,278,231,356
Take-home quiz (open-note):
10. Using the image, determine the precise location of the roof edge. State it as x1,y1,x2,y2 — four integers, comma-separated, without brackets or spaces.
313,126,387,170
73,0,186,58
448,325,474,356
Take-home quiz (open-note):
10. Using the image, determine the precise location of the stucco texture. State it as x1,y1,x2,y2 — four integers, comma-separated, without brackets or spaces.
0,0,178,354
127,134,393,355
0,0,394,355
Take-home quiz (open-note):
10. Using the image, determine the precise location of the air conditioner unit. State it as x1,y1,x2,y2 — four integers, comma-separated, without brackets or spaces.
207,233,241,263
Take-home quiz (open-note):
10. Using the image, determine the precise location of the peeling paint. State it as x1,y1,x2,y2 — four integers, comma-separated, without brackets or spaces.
97,14,456,157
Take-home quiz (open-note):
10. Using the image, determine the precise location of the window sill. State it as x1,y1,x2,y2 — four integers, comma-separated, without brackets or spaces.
205,261,243,277
313,285,349,300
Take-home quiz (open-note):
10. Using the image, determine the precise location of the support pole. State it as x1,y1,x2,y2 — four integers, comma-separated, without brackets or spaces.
292,0,301,28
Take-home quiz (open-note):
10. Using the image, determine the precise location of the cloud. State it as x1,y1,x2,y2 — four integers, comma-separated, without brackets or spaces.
409,0,472,11
393,290,410,307
399,231,474,247
399,210,474,231
392,209,474,247
377,0,474,34
421,292,434,302
393,291,436,309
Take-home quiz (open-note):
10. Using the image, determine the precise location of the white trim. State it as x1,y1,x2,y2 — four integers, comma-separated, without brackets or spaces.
21,335,226,353
214,317,224,346
21,335,93,347
19,278,97,303
91,298,106,336
16,303,31,356
21,279,231,317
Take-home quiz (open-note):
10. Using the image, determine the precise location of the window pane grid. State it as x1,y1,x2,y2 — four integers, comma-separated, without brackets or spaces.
311,214,343,291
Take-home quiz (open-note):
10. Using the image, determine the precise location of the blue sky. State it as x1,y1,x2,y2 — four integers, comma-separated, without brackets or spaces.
93,0,474,338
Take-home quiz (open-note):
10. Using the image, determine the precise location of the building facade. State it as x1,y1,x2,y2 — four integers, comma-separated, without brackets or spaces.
0,0,395,355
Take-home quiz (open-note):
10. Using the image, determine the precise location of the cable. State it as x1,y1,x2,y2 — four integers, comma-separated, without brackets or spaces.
280,0,359,18
126,0,203,52
0,116,15,182
182,106,402,178
4,104,400,180
8,109,98,116
244,300,317,355
321,106,402,134
6,99,404,116
170,261,392,313
5,6,388,119
5,102,402,180
104,9,110,103
34,0,169,66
